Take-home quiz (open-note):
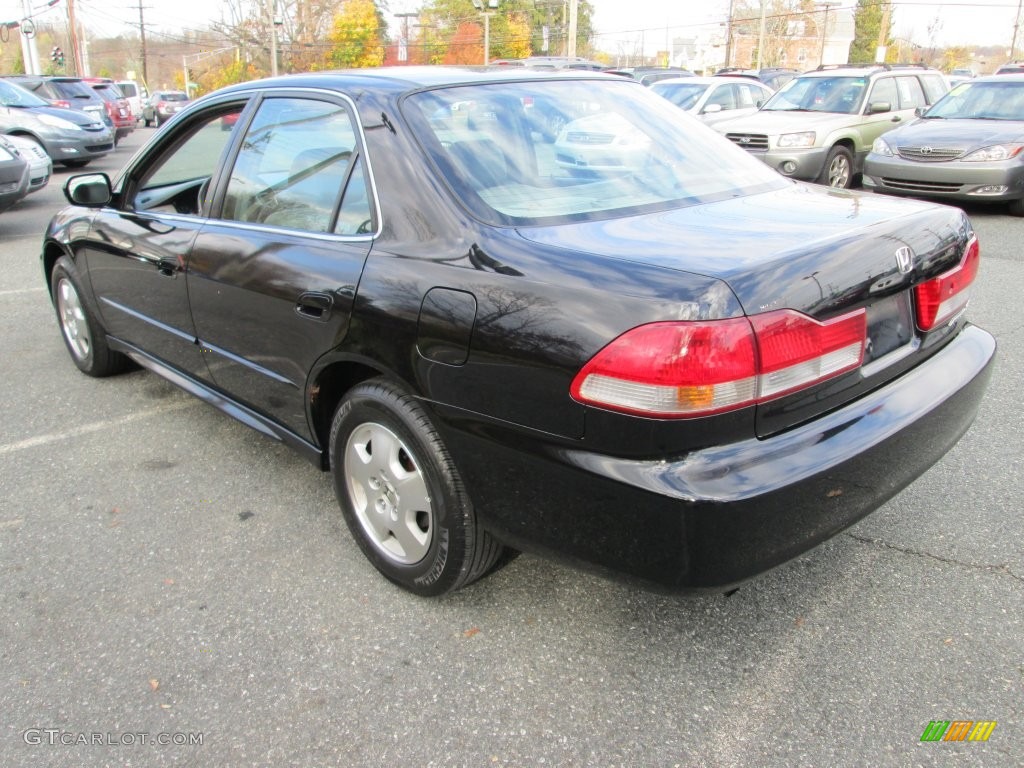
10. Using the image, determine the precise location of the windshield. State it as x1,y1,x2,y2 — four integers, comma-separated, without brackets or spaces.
925,80,1024,120
0,80,50,108
650,82,709,110
762,76,868,115
404,79,786,226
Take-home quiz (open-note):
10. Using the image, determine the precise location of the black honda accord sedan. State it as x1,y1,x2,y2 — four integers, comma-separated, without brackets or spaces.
43,68,995,595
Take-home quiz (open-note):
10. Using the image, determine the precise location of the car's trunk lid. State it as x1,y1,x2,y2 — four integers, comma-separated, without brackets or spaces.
517,184,975,437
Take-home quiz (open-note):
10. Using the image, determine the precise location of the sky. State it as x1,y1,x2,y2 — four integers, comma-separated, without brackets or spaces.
2,0,1022,55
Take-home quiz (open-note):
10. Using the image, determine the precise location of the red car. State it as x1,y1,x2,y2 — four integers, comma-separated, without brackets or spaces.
83,78,134,143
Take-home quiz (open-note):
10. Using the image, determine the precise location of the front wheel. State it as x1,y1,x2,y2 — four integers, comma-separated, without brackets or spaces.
50,257,128,377
818,145,854,189
329,379,504,596
1007,198,1024,216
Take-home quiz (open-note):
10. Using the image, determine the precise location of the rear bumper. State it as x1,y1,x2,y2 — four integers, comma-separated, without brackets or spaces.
439,325,996,591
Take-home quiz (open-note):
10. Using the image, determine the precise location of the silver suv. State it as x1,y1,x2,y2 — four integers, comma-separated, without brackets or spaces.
714,64,949,188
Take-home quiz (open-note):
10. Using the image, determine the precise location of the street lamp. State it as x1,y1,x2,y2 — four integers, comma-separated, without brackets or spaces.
472,0,498,66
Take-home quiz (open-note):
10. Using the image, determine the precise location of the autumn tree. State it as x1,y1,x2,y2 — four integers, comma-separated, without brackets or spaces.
442,21,484,64
327,0,388,68
420,0,594,63
196,57,262,95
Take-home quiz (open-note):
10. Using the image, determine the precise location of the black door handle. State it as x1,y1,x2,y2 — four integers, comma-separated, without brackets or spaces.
296,291,333,321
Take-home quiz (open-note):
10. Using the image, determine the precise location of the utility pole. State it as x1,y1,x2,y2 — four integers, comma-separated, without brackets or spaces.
138,1,148,85
756,0,767,69
875,2,891,63
80,22,90,75
723,0,734,69
267,0,278,76
817,2,838,67
19,0,42,75
1012,0,1024,61
472,1,497,66
67,0,84,75
568,0,577,58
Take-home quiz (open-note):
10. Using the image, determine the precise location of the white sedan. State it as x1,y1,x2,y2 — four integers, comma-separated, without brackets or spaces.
650,76,774,126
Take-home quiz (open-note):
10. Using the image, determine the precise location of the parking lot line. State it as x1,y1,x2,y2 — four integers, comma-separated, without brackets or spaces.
0,399,196,456
0,288,46,297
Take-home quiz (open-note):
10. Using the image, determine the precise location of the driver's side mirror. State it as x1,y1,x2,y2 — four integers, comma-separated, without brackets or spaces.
702,103,723,114
867,101,892,115
64,173,112,207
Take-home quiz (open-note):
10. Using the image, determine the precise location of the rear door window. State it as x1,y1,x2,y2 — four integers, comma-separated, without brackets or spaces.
919,74,948,104
222,96,369,234
895,76,926,109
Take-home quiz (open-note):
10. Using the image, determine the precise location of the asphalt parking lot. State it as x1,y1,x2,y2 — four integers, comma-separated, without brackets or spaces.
0,128,1020,767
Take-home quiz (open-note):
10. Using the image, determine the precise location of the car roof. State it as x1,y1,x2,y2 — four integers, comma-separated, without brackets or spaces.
211,67,628,98
653,76,770,87
968,73,1024,82
799,64,941,79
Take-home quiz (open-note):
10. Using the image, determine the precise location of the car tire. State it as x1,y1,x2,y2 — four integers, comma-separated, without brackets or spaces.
329,378,504,596
1008,198,1024,216
818,145,854,189
50,257,128,377
144,117,151,127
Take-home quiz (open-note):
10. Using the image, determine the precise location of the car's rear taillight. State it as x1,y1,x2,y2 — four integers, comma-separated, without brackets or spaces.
915,235,979,331
51,99,71,108
570,309,866,418
750,309,866,399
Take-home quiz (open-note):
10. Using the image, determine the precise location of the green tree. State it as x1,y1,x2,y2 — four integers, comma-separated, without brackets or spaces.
849,0,891,64
327,0,388,68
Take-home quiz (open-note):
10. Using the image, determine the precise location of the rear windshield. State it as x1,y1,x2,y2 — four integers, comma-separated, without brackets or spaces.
159,92,188,102
403,79,785,226
93,85,124,101
51,80,99,100
118,83,138,97
650,81,708,110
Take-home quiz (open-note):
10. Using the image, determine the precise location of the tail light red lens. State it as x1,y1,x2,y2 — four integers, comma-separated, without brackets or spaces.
915,235,979,331
571,309,866,418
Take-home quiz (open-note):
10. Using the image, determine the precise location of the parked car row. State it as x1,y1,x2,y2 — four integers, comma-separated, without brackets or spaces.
0,74,191,212
629,62,1024,216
